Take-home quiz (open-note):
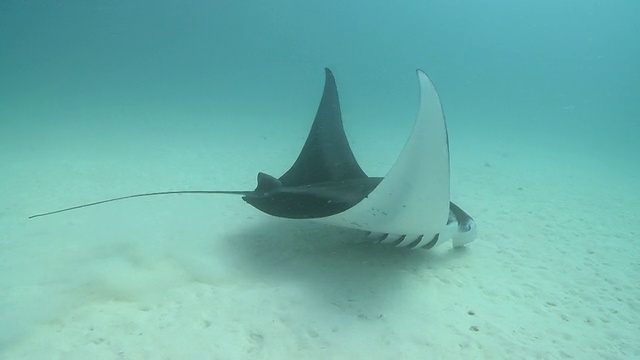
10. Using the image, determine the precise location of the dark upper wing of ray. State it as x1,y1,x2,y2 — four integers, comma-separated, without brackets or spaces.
278,68,367,187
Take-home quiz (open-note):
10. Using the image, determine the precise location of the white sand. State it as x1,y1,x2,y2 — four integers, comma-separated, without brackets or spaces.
1,114,638,359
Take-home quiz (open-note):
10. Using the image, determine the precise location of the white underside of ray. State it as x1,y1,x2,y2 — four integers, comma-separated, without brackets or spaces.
315,70,453,246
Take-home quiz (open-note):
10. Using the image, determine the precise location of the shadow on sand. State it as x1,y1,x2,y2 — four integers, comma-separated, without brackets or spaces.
222,218,470,311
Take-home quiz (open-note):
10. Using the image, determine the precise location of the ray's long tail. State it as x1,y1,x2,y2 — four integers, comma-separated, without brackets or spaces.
28,190,249,219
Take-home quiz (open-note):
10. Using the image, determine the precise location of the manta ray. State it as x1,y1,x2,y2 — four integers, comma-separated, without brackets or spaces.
30,68,477,249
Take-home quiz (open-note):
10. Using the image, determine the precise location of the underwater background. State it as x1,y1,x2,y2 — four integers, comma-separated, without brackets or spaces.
1,1,638,358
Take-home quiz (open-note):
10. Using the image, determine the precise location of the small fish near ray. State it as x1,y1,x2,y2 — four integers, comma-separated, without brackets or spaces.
29,68,477,250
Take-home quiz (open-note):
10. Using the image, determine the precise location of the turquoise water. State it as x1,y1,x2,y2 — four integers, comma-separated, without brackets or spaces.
1,1,639,358
3,1,638,158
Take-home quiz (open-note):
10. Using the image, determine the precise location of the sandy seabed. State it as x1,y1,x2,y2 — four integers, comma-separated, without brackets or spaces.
1,118,638,360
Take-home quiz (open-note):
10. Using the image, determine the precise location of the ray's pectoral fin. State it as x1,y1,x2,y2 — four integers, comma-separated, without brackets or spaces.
314,69,477,249
241,68,378,219
279,68,368,187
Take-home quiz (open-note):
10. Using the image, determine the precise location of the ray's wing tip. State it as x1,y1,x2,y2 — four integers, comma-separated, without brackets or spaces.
416,68,430,82
324,67,334,79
